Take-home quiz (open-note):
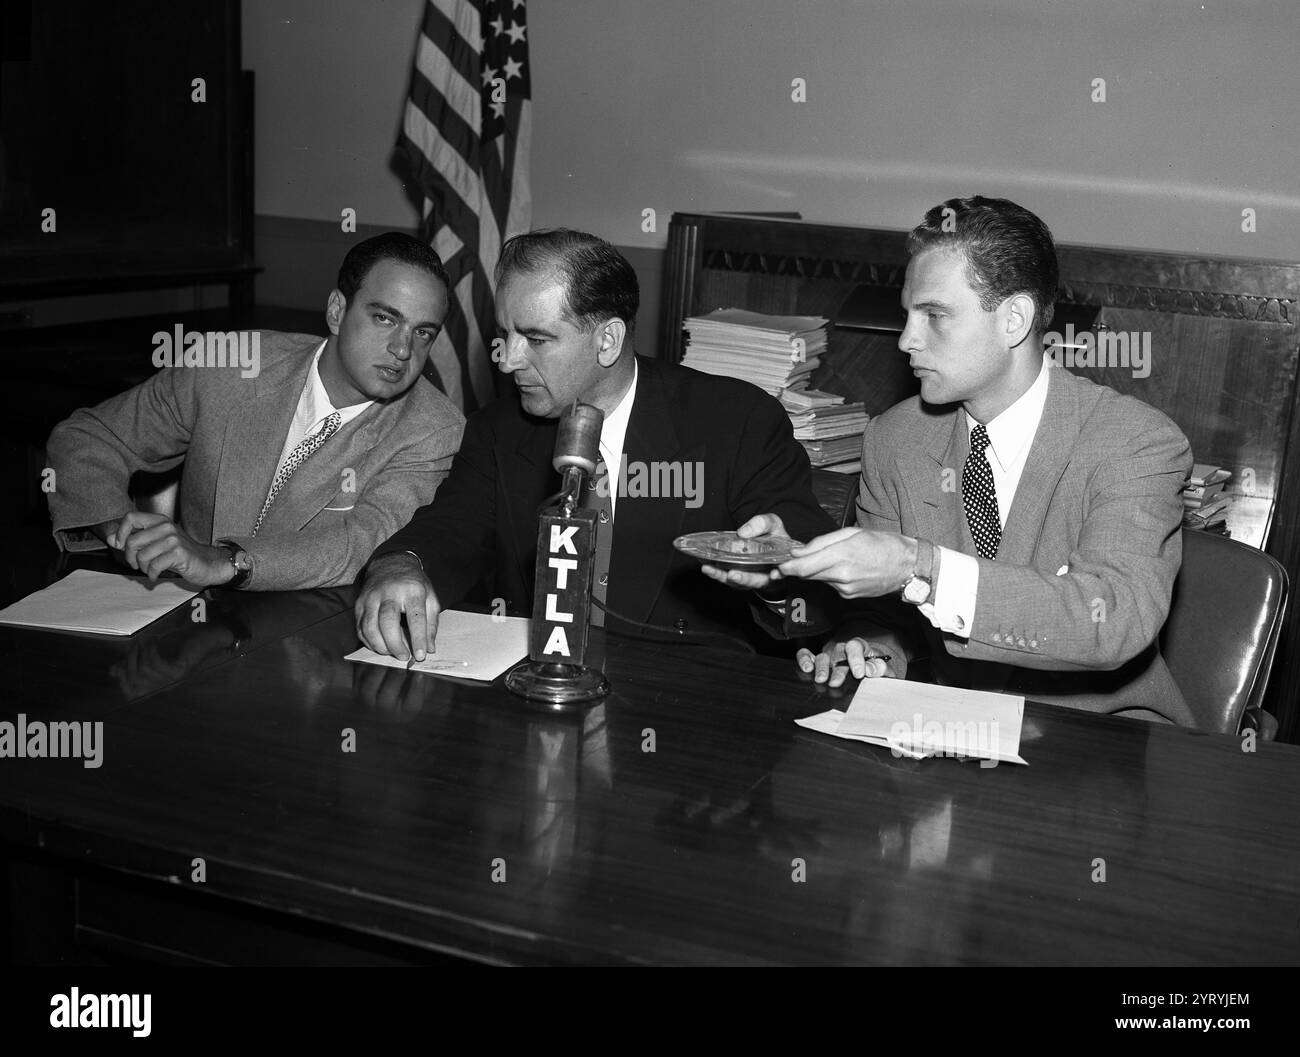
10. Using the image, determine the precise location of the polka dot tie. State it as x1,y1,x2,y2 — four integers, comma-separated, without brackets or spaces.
963,423,1001,559
252,411,342,536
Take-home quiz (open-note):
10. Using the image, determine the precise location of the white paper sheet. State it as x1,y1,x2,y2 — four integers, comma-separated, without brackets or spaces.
795,709,935,759
0,569,200,636
345,610,530,683
837,678,1028,765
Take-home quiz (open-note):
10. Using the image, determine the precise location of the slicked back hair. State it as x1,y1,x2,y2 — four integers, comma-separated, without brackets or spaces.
496,229,639,343
336,232,450,302
907,196,1059,335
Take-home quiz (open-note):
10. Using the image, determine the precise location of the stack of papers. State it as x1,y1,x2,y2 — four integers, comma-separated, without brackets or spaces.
682,309,827,397
1182,463,1233,534
0,569,200,636
798,435,866,466
796,677,1028,765
780,388,844,411
786,402,869,441
345,610,530,682
779,383,868,469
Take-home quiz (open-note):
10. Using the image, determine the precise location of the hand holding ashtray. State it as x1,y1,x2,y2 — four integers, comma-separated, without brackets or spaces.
673,530,799,572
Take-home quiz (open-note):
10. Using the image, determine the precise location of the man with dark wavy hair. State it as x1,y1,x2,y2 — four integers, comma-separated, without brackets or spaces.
729,196,1194,725
356,228,835,658
47,232,464,590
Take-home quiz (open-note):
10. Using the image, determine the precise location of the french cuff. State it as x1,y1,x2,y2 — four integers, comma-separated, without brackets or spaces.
920,545,978,636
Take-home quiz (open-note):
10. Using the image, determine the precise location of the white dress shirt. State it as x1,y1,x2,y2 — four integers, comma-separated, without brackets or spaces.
922,356,1052,636
596,360,638,521
273,341,374,479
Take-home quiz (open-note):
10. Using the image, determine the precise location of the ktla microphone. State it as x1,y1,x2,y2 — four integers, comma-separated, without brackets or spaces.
553,401,604,504
505,400,610,709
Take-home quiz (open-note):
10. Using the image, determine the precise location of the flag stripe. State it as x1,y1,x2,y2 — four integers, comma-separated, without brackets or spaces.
414,31,479,132
400,0,530,413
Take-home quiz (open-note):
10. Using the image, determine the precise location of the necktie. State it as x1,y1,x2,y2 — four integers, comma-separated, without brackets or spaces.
963,422,1001,559
253,411,342,536
582,460,613,627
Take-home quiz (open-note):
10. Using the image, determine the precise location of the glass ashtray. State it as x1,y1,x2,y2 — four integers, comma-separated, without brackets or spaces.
673,531,799,571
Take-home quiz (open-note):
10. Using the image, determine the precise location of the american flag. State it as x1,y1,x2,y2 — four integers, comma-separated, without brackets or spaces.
398,0,532,412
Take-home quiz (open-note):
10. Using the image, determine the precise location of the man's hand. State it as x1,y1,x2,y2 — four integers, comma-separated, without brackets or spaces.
355,553,441,661
796,637,905,688
110,512,235,586
700,512,790,591
779,527,917,599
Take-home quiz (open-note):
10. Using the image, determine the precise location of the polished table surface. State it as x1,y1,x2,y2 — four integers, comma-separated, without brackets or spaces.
2,551,1299,966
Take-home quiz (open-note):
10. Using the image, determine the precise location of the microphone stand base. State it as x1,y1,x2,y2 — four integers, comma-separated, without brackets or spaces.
505,661,610,711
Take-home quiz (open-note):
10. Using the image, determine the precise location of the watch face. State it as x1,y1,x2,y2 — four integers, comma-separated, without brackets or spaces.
902,577,930,604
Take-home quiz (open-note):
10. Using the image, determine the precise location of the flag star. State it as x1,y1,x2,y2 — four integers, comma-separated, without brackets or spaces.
512,0,525,7
506,21,526,44
489,15,504,35
481,65,498,85
503,57,523,80
490,99,505,119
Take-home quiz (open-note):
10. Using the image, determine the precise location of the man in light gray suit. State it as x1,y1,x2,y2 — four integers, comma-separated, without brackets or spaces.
46,232,465,591
716,197,1194,725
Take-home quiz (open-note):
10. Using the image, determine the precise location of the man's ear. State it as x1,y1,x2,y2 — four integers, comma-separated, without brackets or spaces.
1002,292,1036,349
326,290,347,335
595,317,627,367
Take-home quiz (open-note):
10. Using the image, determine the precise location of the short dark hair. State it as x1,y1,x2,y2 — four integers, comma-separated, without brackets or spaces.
907,196,1059,334
496,228,639,341
336,232,450,301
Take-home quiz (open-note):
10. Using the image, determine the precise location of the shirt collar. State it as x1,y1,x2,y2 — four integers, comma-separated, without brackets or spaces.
306,340,372,425
966,355,1051,473
599,359,638,456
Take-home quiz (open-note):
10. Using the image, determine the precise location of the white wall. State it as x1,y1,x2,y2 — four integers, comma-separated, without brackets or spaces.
243,0,427,228
246,0,1300,260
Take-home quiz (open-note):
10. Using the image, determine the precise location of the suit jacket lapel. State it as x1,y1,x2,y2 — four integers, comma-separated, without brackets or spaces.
610,359,686,623
999,365,1078,566
903,407,970,555
268,404,385,532
211,352,311,539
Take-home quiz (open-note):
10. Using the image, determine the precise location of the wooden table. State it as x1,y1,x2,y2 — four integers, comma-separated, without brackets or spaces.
1,556,1298,966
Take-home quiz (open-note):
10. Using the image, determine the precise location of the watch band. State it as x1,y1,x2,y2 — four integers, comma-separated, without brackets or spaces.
901,537,937,606
917,537,937,588
216,539,251,588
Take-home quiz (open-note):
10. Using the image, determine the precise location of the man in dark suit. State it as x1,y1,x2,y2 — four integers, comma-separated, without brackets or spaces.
723,197,1193,725
355,228,835,660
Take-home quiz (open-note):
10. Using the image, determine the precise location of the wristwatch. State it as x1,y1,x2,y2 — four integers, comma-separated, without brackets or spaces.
216,539,253,589
900,537,937,606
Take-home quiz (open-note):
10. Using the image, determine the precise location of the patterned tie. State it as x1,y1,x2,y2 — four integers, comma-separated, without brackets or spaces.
582,460,613,627
963,422,1001,559
253,411,342,536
